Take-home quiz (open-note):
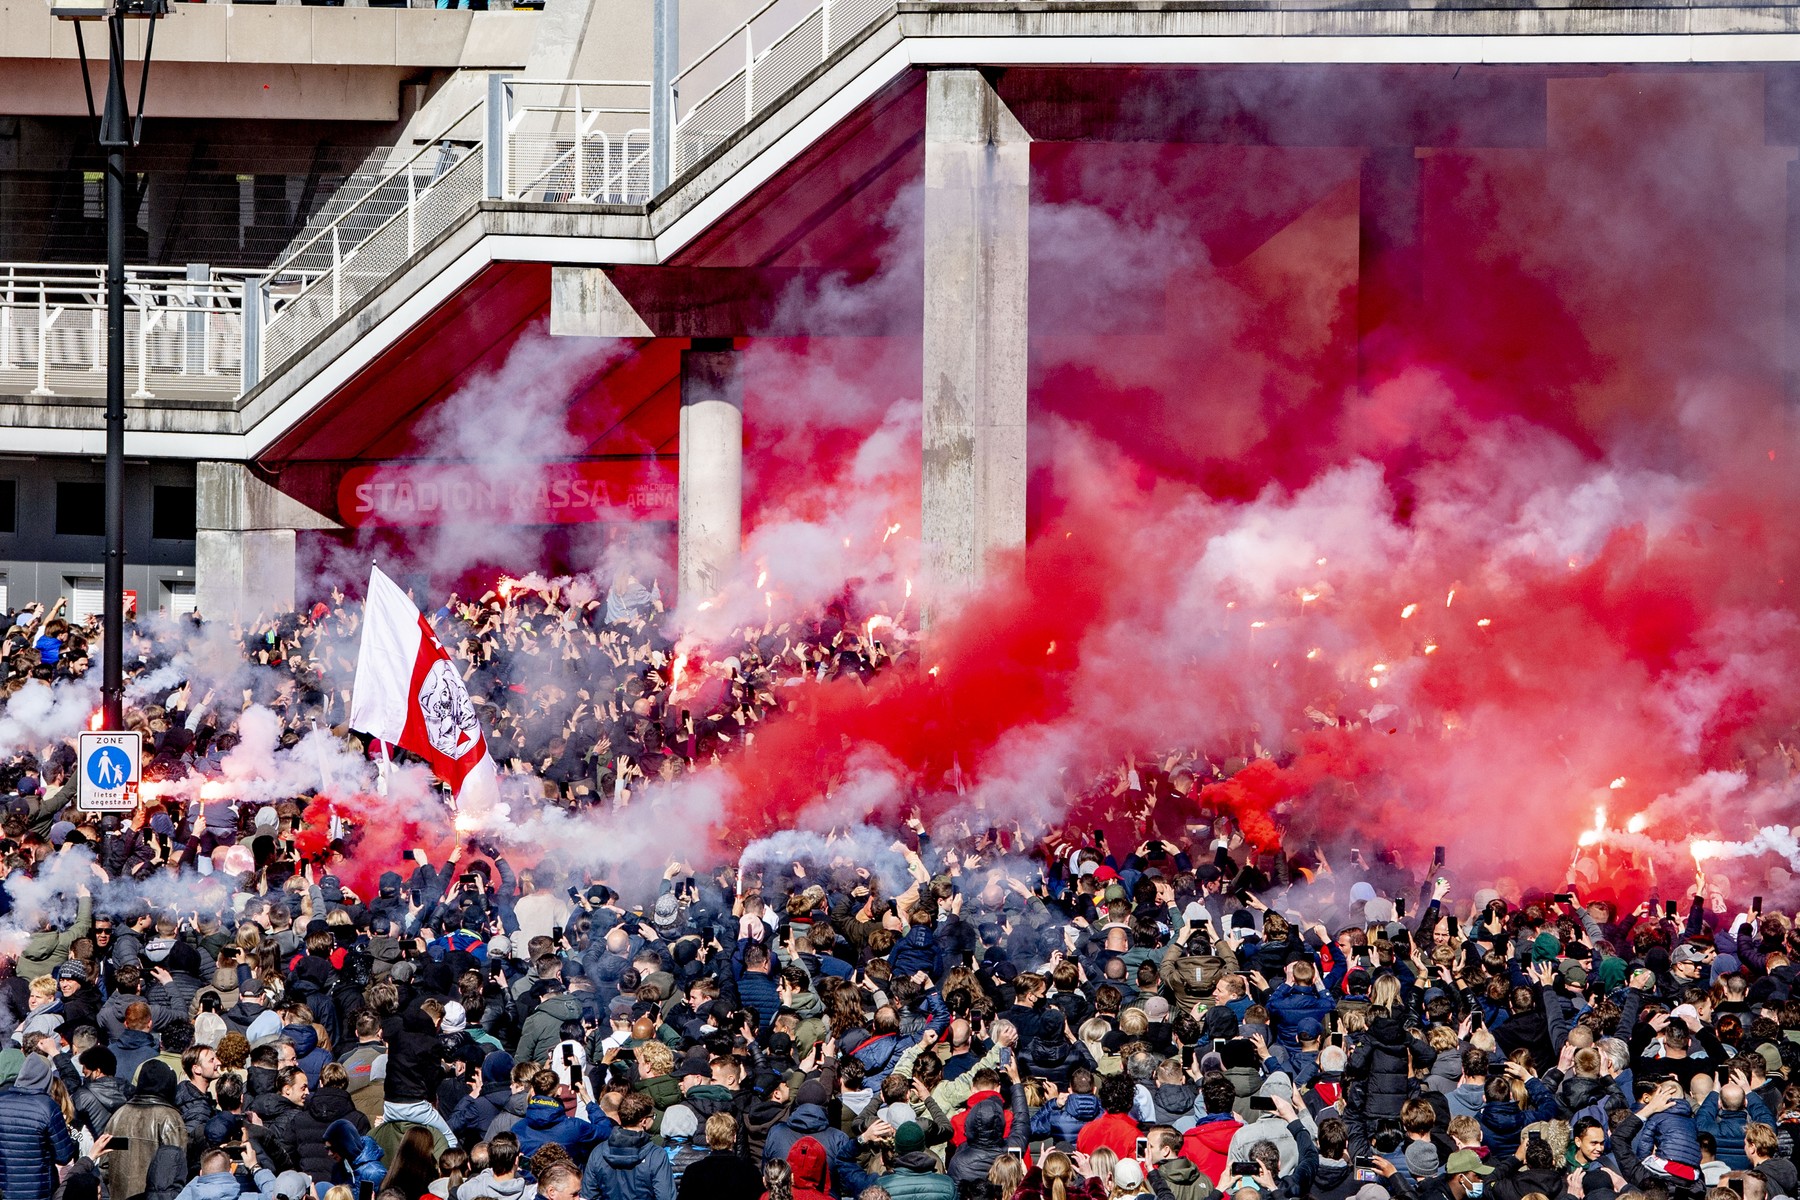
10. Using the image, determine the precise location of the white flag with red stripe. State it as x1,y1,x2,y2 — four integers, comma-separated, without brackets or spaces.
350,566,497,807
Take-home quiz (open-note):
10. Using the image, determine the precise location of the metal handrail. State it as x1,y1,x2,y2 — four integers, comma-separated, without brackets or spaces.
17,3,897,397
0,261,263,399
673,0,792,106
267,97,485,278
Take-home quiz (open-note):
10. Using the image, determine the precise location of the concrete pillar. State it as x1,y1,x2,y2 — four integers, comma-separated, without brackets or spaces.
921,68,1029,595
1787,160,1800,401
195,463,338,618
550,266,654,338
1357,147,1423,387
678,341,743,602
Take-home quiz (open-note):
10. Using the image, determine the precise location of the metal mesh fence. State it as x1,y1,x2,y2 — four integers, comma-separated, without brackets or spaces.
263,148,483,371
675,1,893,177
0,303,244,399
508,130,654,204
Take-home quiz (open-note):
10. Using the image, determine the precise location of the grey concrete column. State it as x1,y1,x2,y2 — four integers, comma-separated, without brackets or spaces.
921,68,1029,595
678,342,743,602
1358,147,1422,387
195,463,338,618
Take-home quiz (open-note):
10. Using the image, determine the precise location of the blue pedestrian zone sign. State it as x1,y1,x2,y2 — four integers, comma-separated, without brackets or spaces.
78,731,141,812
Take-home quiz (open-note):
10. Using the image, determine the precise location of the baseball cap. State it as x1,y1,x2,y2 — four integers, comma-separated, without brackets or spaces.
272,1172,314,1200
1445,1151,1492,1177
1672,944,1708,966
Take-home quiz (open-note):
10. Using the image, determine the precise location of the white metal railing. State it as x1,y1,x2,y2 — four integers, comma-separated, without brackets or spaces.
672,0,890,175
257,100,489,374
501,79,654,205
24,4,899,399
0,262,286,400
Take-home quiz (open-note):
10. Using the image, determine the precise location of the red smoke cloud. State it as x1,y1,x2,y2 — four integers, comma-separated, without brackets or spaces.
683,67,1800,894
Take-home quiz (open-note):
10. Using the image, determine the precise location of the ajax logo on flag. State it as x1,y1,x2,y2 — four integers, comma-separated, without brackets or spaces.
87,745,131,789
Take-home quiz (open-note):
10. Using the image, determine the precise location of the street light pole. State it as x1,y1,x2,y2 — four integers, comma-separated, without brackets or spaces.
101,9,127,731
66,0,165,730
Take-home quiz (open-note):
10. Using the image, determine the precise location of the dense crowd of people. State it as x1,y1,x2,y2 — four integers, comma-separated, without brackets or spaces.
2,584,1799,1200
0,574,896,805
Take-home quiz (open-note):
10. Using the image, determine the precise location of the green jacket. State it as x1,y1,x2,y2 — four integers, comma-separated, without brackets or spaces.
879,1160,958,1200
25,782,75,842
635,1072,685,1133
515,993,582,1067
789,991,830,1059
1153,1156,1216,1200
18,894,91,979
892,1040,1002,1118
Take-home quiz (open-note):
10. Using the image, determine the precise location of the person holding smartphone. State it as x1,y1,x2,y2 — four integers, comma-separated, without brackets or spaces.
1144,1126,1211,1200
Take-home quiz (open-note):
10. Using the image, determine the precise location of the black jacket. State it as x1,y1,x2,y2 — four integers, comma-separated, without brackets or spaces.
382,1009,447,1104
260,1095,308,1173
678,1150,763,1200
1347,1012,1414,1121
72,1075,133,1136
175,1080,217,1141
294,1088,369,1180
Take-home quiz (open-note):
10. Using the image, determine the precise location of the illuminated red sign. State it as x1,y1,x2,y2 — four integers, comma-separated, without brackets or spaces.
337,460,677,528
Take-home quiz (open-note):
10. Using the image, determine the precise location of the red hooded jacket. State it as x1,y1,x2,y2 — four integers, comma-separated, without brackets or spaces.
1180,1114,1244,1184
779,1135,834,1200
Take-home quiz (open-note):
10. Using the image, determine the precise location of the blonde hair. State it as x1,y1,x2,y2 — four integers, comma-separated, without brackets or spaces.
1119,1008,1149,1037
1370,974,1403,1012
325,1187,355,1200
28,974,57,1003
1040,1152,1078,1200
50,1076,74,1125
1087,1147,1119,1184
637,1040,674,1077
989,1153,1026,1200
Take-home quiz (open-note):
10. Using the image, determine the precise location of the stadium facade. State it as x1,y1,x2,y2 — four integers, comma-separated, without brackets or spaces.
3,0,1799,616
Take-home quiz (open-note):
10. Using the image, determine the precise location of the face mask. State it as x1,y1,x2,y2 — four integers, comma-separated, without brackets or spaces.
1466,1183,1485,1197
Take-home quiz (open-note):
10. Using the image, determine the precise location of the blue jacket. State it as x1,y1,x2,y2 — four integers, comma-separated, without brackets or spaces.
428,930,489,963
516,1093,611,1164
1030,1092,1104,1145
580,1128,675,1200
0,1084,78,1200
762,1103,877,1197
1479,1077,1558,1157
1696,1092,1772,1170
840,994,949,1086
888,926,945,981
283,1024,331,1088
1632,1098,1702,1171
174,1169,277,1200
731,960,782,1032
114,1028,161,1084
1265,985,1336,1049
326,1118,389,1189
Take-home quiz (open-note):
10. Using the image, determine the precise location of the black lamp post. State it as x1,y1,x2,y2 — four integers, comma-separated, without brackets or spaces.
61,0,168,729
